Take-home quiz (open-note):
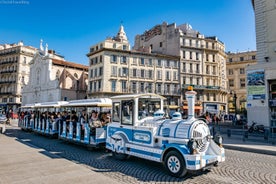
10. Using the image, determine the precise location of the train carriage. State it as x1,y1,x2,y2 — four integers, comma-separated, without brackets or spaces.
33,101,68,136
58,98,112,147
106,87,225,177
19,103,36,131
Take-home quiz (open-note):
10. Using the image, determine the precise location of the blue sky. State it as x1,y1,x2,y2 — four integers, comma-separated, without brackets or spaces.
0,0,255,65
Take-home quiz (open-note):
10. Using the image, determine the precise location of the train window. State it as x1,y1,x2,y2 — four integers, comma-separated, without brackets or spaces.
112,102,120,122
121,100,134,125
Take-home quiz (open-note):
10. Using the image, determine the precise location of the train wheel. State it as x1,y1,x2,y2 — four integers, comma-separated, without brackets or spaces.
164,150,187,178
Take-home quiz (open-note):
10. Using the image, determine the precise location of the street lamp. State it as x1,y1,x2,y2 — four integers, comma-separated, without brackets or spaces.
230,91,237,124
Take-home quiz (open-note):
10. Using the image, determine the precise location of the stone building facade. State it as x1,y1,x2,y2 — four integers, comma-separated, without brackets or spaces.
248,0,276,130
22,41,88,105
0,41,36,114
133,22,228,115
87,25,181,114
226,51,257,115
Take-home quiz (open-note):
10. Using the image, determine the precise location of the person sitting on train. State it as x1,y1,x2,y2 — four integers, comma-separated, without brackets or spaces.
88,111,99,135
71,110,78,137
55,112,62,133
80,110,87,139
98,112,110,127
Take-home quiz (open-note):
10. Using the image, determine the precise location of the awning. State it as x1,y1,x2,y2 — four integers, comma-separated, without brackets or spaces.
183,106,202,110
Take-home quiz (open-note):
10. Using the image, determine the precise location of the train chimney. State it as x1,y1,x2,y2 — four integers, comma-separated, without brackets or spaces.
185,86,197,120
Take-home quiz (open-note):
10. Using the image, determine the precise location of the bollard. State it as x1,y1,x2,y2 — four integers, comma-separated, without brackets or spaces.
264,129,269,140
244,131,248,139
227,129,231,137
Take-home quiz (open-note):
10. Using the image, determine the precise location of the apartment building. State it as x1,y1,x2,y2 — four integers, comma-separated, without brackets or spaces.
226,51,257,115
133,22,228,116
0,41,36,114
87,25,181,112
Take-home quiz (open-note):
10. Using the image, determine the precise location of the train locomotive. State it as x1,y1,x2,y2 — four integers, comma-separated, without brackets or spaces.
106,87,225,177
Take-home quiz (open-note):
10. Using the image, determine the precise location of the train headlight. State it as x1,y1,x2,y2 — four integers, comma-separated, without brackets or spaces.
188,139,197,154
214,135,223,147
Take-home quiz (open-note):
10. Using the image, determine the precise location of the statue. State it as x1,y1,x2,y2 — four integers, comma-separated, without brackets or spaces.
45,43,48,56
40,39,44,51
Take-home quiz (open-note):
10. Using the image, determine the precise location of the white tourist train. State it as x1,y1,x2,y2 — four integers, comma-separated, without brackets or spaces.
106,87,225,177
18,87,225,177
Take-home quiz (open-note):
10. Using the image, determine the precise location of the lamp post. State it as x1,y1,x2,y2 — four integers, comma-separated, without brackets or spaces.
230,91,237,124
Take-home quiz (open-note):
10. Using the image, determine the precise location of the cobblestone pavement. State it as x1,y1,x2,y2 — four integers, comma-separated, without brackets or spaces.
2,126,276,184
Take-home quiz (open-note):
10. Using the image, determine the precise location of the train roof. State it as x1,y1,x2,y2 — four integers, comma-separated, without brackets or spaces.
110,93,166,101
21,103,36,108
61,98,112,107
35,101,69,108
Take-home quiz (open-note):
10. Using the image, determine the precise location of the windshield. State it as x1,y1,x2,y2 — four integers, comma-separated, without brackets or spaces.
138,98,161,120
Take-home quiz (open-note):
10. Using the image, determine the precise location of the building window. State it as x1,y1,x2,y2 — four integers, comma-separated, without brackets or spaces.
228,69,233,75
94,68,98,77
240,78,246,88
190,77,193,84
229,58,233,62
213,93,216,101
166,71,170,80
111,81,116,92
196,52,199,60
166,60,170,67
183,51,186,59
229,79,234,87
99,67,103,76
183,77,186,85
113,43,116,48
213,54,215,62
157,70,162,80
141,69,145,78
206,93,210,101
148,70,153,79
132,82,137,93
159,42,162,47
100,55,103,62
240,68,245,74
196,64,200,73
121,56,127,64
190,51,192,60
140,58,145,65
111,66,117,76
157,84,161,93
133,69,137,77
23,57,27,64
240,57,244,61
206,54,209,61
148,59,152,66
252,55,256,60
121,67,128,76
190,63,193,73
140,83,144,93
121,81,127,92
111,55,117,63
173,71,177,80
157,59,162,67
183,63,186,72
213,66,216,75
133,57,137,65
89,81,93,91
98,80,102,90
196,78,200,85
123,45,127,50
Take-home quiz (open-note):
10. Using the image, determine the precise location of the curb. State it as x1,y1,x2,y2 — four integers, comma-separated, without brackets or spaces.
223,144,276,156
